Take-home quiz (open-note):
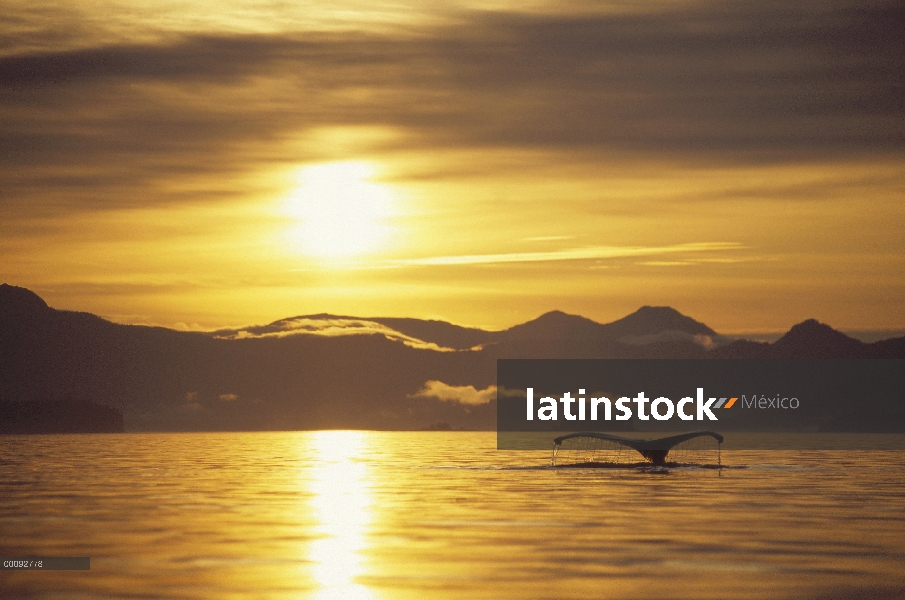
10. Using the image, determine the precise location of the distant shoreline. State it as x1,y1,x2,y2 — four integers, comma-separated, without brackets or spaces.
0,399,124,434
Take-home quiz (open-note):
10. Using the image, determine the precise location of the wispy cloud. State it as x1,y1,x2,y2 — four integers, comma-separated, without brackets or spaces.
409,380,496,405
637,255,775,267
522,235,576,242
214,317,460,351
618,331,734,349
388,242,743,266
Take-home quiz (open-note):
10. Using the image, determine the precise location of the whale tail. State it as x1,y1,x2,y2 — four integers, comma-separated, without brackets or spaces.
552,431,723,468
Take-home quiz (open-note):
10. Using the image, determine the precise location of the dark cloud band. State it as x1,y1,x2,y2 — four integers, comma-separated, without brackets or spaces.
1,0,903,213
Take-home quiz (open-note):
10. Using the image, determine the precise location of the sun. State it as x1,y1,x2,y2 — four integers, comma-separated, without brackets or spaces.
284,161,396,259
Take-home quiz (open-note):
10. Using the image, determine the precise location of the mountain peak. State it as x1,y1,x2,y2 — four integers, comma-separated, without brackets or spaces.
535,310,584,322
602,305,716,338
504,310,606,339
0,283,50,315
788,318,831,332
778,319,855,343
773,318,866,357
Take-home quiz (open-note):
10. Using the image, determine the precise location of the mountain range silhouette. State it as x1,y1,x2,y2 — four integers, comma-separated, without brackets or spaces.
1,283,903,431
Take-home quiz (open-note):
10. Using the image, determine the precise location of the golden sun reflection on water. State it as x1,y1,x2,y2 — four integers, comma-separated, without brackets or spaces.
307,431,376,600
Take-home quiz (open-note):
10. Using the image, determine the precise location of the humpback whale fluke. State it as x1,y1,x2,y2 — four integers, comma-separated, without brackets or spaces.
552,431,723,467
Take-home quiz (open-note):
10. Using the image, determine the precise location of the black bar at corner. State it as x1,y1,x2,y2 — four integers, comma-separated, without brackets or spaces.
1,557,90,570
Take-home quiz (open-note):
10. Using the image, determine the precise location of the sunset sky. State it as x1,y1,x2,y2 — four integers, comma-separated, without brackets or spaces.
1,0,903,334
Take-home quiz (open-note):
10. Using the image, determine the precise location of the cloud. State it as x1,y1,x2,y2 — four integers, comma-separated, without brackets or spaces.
2,0,903,217
523,235,576,242
218,393,238,402
409,380,496,405
617,330,735,349
387,242,742,266
214,317,460,351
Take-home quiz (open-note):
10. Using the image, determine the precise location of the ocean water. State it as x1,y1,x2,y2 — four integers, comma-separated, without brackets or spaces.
1,431,904,599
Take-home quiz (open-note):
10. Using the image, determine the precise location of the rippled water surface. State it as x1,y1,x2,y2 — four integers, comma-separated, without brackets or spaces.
2,432,905,599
